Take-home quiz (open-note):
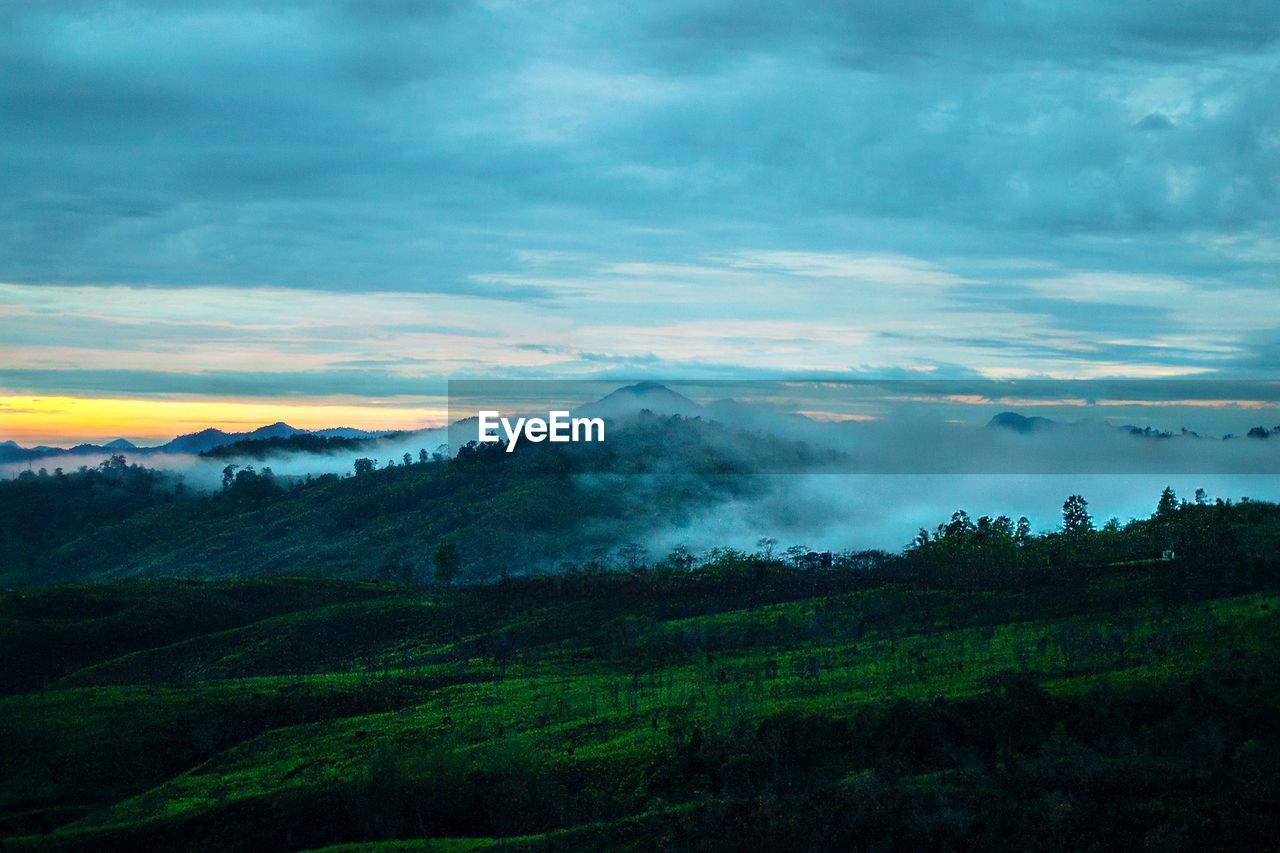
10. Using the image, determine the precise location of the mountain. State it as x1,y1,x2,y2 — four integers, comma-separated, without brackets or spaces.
0,442,27,464
988,412,1214,443
161,423,312,454
158,428,234,455
246,422,303,440
573,382,704,419
313,427,383,439
986,411,1057,433
0,439,142,464
1,422,380,464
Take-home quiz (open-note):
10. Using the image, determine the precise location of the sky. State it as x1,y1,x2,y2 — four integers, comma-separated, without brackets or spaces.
2,0,1279,444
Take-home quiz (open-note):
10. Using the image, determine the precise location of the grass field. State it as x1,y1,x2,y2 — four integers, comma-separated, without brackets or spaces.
3,555,1278,851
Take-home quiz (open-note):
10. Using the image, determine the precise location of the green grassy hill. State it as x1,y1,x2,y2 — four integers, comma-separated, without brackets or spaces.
3,547,1279,851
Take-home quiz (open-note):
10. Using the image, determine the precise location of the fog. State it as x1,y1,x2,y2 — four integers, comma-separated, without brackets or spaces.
634,473,1280,558
5,396,1278,568
0,428,450,490
561,399,1280,560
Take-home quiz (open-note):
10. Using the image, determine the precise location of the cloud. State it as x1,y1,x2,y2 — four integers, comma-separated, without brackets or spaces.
0,0,1277,417
2,1,1276,285
0,368,448,399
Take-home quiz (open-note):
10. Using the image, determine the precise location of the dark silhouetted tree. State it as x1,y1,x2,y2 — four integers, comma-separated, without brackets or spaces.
1015,516,1033,546
1062,494,1093,535
433,542,461,586
945,510,975,539
617,542,648,571
665,544,695,571
785,545,809,568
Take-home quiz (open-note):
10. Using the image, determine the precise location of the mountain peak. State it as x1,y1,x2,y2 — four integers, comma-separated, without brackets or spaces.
987,411,1057,433
248,422,302,439
575,383,703,419
104,438,137,450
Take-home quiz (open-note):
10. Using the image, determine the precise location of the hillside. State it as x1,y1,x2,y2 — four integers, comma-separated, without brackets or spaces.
0,423,398,464
2,536,1278,850
0,415,829,587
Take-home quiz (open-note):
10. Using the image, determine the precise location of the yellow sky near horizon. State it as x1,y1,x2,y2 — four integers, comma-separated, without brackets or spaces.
5,387,1280,447
0,396,448,446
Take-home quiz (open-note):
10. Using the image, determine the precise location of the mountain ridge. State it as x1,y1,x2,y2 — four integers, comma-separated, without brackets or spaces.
5,388,1277,466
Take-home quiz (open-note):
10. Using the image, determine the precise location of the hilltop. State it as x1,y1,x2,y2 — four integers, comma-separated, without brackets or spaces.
0,415,832,587
0,423,397,465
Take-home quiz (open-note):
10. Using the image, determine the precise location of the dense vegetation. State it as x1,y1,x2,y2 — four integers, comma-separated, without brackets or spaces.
2,487,1279,850
0,415,829,587
0,455,188,582
199,432,403,461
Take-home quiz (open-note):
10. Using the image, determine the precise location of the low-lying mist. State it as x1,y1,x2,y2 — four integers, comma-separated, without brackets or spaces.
556,400,1280,562
0,428,450,491
6,393,1278,576
628,473,1279,558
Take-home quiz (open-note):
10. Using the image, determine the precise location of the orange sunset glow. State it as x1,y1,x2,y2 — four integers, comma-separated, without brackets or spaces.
0,396,448,446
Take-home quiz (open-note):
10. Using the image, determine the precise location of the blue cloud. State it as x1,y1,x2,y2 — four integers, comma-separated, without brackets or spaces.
0,0,1277,398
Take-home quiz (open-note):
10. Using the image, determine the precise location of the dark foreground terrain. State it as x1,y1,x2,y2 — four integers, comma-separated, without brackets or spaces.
3,492,1280,851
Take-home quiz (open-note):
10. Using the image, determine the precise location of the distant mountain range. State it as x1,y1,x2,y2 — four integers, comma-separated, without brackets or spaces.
984,411,1276,441
593,389,1277,444
573,382,812,428
0,423,390,464
5,384,1279,467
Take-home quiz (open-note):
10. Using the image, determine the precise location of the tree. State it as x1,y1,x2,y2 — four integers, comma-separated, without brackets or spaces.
433,542,461,586
418,448,430,464
665,544,695,571
617,542,648,571
353,457,376,476
784,545,809,568
403,452,412,467
756,537,778,560
1157,486,1178,518
1015,516,1033,546
1194,487,1208,506
976,515,1012,543
945,510,975,539
221,464,238,490
1062,494,1093,535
